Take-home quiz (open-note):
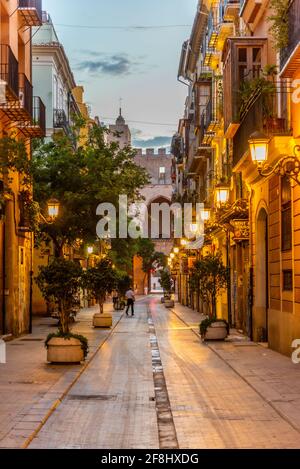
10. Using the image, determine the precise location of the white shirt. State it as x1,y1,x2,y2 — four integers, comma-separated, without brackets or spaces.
125,290,135,300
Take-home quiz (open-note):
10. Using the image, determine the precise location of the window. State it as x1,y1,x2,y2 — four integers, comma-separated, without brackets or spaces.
281,176,292,251
159,167,166,184
238,46,262,83
283,270,293,292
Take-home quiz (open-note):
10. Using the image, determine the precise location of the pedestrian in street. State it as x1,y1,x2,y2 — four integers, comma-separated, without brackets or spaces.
125,288,135,316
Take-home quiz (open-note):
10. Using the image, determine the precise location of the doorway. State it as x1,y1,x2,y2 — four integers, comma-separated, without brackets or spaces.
255,208,269,342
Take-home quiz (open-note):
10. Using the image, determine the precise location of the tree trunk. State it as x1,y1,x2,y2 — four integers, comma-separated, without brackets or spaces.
98,295,105,314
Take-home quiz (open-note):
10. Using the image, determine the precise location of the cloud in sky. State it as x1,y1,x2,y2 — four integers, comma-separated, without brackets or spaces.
76,53,140,76
133,135,172,148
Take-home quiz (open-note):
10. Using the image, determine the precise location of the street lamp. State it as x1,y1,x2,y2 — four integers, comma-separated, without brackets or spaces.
180,238,188,247
248,132,300,185
47,199,60,221
201,209,211,222
173,247,180,254
87,246,94,255
215,186,229,205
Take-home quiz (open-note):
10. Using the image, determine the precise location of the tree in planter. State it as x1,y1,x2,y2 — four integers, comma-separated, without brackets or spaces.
35,258,88,357
82,259,117,314
190,254,228,320
159,269,173,298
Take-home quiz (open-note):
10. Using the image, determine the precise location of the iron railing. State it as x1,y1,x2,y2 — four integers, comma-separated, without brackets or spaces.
53,108,68,129
18,0,42,21
0,44,18,98
280,0,300,71
33,96,46,135
19,73,33,117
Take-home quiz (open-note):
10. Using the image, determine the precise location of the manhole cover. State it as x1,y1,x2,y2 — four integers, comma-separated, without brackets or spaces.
68,395,117,401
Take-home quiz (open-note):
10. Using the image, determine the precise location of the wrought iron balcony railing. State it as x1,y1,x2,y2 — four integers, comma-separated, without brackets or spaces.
280,0,300,76
18,0,43,26
0,44,19,100
0,73,32,120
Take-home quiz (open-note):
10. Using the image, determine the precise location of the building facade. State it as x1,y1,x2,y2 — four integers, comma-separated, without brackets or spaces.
32,12,80,138
107,109,131,149
133,148,175,294
0,0,45,336
174,0,300,356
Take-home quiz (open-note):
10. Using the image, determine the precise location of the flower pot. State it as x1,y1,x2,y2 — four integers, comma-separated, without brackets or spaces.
203,321,228,341
47,337,84,364
93,313,113,328
164,300,175,309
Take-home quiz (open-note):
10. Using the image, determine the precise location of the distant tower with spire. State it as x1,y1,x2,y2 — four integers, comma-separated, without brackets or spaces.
107,106,131,149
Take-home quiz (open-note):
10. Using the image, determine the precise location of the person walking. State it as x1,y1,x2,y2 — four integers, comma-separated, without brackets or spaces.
125,288,135,316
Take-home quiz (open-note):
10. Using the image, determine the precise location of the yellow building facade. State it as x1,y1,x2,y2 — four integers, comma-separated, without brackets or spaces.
0,0,45,336
175,0,300,356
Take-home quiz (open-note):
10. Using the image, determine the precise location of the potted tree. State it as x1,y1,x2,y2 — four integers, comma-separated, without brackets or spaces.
36,258,88,363
83,259,117,328
159,269,174,308
190,254,229,341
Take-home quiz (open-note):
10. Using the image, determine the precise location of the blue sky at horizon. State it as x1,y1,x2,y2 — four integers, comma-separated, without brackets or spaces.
42,0,198,149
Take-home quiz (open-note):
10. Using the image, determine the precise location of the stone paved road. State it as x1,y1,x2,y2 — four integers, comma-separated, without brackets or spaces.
27,298,300,449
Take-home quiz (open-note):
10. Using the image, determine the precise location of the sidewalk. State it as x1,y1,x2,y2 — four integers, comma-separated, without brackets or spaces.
0,303,122,449
172,302,300,434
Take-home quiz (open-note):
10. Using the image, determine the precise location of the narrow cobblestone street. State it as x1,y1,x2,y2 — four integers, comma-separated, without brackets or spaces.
2,298,300,449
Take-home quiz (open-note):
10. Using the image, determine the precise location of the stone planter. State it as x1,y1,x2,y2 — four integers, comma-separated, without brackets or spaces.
203,321,228,341
47,337,84,364
93,313,113,328
164,300,175,309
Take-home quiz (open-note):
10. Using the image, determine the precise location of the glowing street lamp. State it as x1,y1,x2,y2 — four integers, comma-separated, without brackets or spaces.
202,209,211,222
215,186,229,206
87,246,94,255
47,199,60,220
173,247,180,254
248,131,270,165
180,239,188,247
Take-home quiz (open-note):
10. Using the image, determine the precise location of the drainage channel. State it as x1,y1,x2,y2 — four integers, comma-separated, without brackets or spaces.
147,307,179,450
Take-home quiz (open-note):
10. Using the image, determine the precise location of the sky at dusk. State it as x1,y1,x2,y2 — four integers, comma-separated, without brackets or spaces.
42,0,198,149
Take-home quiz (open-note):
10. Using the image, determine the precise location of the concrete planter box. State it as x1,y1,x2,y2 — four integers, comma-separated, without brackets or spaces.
164,300,175,308
204,321,228,341
93,313,113,328
47,337,84,364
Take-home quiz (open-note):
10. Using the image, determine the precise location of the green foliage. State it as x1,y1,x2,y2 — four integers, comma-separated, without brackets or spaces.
268,0,290,51
135,238,166,273
116,270,132,297
19,190,40,232
239,72,277,120
82,258,118,313
32,123,149,255
45,332,89,359
159,269,173,294
199,318,229,338
35,258,83,334
189,254,228,319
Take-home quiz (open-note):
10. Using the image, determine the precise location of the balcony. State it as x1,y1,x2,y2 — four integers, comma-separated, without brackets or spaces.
223,37,268,138
0,73,32,121
232,93,292,167
18,0,43,27
16,97,46,138
224,0,241,21
240,0,265,25
0,45,18,101
53,108,72,135
280,0,300,78
207,2,235,53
